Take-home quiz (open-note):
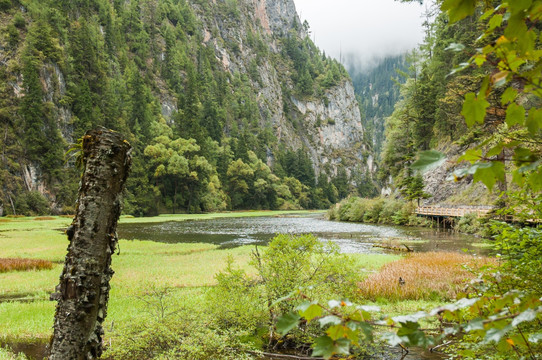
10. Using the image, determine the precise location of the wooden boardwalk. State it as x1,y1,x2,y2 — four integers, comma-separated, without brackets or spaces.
416,206,494,218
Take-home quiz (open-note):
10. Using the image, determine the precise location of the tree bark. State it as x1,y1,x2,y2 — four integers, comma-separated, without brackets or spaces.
49,128,131,359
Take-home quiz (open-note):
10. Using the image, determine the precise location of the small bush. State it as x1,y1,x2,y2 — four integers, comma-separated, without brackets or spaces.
14,192,50,216
329,197,416,225
205,257,267,331
0,258,54,272
13,13,25,28
0,0,11,11
455,212,484,234
104,309,253,360
205,234,362,353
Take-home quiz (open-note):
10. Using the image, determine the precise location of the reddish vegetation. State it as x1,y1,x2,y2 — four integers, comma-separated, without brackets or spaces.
0,258,54,272
34,216,56,221
359,252,496,301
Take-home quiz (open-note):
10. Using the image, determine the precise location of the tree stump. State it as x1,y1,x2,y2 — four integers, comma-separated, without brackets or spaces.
49,128,131,359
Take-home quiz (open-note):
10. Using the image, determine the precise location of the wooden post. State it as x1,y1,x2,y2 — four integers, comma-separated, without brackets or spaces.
49,128,131,359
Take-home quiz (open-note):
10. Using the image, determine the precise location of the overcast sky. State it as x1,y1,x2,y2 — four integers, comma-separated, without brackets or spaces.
293,0,428,70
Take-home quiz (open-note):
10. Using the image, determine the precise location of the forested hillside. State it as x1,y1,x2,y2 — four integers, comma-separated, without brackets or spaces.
349,54,407,160
378,2,541,204
0,0,375,216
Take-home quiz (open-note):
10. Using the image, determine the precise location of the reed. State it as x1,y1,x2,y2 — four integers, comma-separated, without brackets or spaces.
359,252,496,301
0,258,54,273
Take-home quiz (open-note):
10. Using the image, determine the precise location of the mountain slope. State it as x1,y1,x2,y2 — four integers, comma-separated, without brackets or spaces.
0,0,373,215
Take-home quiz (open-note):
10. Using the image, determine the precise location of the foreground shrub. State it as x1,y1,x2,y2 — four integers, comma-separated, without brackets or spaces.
0,258,53,273
359,252,496,301
104,308,254,360
206,234,363,354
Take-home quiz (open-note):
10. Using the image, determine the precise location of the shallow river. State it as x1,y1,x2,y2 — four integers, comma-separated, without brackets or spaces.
117,213,488,255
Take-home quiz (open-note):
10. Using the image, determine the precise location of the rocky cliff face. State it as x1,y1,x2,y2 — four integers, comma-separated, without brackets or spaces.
194,0,369,176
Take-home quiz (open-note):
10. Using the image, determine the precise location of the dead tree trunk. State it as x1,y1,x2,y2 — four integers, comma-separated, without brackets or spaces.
49,128,131,359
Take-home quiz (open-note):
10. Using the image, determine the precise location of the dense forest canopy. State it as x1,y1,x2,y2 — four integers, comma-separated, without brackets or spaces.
349,54,407,159
0,0,376,217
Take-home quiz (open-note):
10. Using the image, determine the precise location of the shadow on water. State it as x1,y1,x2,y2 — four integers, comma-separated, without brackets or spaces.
118,213,490,255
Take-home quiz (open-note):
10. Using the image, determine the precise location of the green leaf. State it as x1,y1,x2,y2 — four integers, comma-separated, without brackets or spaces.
397,322,421,336
312,336,334,359
473,161,505,191
501,87,518,105
312,336,351,359
446,43,465,52
276,312,300,336
511,309,537,327
381,332,407,347
529,333,542,343
505,103,525,127
449,62,471,76
392,312,428,325
462,92,489,127
484,325,512,344
528,168,542,192
300,303,323,321
505,13,528,39
526,108,542,135
333,338,351,356
488,14,503,31
486,144,504,158
459,149,482,163
509,0,533,15
411,150,446,172
442,0,477,23
327,324,347,340
465,319,485,332
319,315,342,328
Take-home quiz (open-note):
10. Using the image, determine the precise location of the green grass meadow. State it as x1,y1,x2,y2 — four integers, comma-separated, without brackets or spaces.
0,212,397,349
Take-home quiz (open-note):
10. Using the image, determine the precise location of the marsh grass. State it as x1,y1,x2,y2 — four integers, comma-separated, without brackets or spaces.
0,259,53,273
33,217,56,221
0,346,28,360
359,252,496,301
0,212,396,350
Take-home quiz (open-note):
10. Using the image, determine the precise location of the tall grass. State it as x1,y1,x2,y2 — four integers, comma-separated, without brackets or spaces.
359,252,496,301
0,259,53,273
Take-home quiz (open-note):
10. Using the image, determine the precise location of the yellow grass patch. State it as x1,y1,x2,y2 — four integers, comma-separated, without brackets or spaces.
33,217,56,221
0,258,54,273
359,252,496,301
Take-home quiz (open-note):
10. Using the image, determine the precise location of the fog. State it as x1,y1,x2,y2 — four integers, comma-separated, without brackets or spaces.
293,0,429,70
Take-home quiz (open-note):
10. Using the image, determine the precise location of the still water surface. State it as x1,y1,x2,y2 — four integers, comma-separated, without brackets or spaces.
118,213,486,255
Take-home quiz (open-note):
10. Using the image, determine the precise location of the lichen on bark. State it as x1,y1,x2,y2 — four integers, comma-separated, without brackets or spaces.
49,128,131,360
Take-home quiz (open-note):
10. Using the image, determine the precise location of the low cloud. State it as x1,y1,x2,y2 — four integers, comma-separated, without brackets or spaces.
293,0,428,69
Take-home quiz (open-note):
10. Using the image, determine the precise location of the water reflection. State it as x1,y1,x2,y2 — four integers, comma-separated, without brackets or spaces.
118,213,488,255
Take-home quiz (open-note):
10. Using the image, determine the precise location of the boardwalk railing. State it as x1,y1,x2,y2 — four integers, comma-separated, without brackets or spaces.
416,206,494,218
